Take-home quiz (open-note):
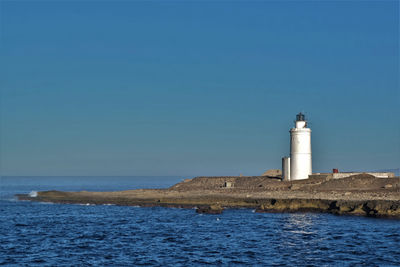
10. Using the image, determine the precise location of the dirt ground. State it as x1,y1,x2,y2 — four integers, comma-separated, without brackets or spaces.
168,174,400,201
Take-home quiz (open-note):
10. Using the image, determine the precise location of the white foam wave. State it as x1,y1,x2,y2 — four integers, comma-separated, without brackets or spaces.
38,201,54,205
289,230,314,235
29,191,38,197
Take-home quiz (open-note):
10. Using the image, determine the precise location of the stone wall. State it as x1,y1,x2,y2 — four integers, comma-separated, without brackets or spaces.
310,172,395,180
332,172,395,179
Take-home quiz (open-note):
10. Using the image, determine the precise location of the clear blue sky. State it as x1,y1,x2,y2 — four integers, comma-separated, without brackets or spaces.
1,1,399,176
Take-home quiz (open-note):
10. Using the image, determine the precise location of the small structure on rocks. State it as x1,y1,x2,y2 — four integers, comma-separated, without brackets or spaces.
224,181,234,188
261,169,282,178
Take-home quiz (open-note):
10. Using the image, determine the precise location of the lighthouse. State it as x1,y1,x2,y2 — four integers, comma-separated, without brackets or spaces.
282,113,312,181
290,112,312,180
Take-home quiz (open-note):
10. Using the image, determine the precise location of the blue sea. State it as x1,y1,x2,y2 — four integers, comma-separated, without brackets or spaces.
1,176,399,266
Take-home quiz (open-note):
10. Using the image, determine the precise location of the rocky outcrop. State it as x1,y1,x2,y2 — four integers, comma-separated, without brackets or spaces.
196,205,223,214
256,199,400,218
261,169,282,177
16,174,400,218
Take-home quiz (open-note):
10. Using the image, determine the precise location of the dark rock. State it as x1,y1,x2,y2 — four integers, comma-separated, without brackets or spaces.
255,199,400,218
196,205,223,214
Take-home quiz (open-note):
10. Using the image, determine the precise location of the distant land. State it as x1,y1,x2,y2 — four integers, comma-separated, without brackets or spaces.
18,173,400,218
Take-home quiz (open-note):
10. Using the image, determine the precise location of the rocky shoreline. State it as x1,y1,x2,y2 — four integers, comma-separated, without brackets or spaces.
16,174,400,218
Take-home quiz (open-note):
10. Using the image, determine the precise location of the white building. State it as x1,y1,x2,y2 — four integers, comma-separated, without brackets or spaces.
282,113,312,181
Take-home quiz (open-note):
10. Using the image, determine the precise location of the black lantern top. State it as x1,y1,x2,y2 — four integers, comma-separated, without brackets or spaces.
296,112,305,121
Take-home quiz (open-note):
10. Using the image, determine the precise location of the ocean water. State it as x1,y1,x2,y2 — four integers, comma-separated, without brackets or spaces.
1,176,399,266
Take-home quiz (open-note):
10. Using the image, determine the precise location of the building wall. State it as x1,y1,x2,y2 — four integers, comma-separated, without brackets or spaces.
332,172,395,179
310,172,395,180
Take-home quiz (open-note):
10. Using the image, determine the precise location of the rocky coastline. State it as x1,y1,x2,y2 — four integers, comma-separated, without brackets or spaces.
17,174,400,218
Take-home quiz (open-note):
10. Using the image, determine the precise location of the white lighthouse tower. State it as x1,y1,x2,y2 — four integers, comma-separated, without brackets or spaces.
289,112,312,180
